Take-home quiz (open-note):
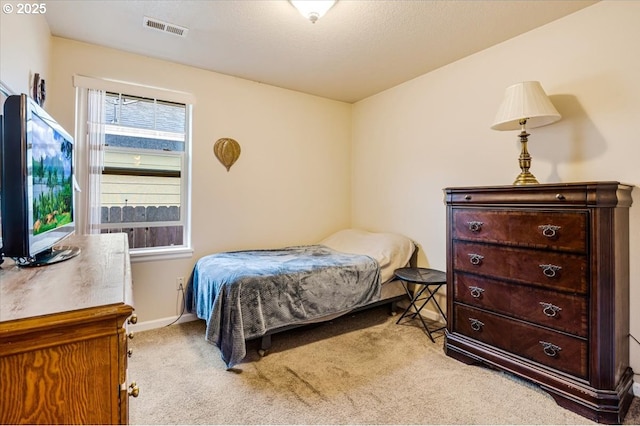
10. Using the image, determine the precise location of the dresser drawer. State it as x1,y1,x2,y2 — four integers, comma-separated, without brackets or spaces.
453,241,588,293
454,273,588,337
446,185,588,205
454,304,588,378
452,209,587,253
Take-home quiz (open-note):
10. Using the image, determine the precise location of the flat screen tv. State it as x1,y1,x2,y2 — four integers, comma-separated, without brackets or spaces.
1,93,79,266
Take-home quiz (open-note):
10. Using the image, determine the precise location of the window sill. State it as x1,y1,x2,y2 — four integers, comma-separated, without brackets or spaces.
130,246,194,263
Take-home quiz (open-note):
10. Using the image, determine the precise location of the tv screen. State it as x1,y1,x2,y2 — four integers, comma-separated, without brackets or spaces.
1,94,79,266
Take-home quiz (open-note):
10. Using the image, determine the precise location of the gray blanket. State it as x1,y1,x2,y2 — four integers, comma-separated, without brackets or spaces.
186,245,381,368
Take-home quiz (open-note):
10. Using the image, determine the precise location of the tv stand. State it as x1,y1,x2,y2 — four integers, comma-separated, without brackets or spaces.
15,245,81,267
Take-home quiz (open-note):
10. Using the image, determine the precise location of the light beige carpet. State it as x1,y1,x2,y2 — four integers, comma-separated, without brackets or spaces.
128,306,640,425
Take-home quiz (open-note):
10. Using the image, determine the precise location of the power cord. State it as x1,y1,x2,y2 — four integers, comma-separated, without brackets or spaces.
164,281,186,327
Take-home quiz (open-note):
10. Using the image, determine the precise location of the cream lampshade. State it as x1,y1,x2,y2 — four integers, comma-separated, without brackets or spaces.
491,81,561,185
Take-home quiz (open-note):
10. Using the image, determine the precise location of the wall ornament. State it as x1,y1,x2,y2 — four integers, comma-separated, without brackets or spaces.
213,138,241,171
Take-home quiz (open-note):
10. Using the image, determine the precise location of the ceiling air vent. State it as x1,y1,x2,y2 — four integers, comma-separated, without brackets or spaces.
143,17,188,38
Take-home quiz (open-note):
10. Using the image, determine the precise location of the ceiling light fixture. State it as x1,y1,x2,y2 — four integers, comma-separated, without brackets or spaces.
290,0,337,24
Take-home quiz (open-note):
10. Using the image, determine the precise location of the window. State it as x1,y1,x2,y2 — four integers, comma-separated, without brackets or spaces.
74,77,193,260
101,92,188,252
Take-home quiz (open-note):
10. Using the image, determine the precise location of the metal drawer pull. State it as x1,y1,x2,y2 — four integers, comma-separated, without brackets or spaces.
469,318,484,331
469,286,485,298
539,302,562,317
539,264,562,278
539,341,562,357
128,381,140,398
538,224,561,238
468,253,484,265
555,193,565,200
467,221,484,232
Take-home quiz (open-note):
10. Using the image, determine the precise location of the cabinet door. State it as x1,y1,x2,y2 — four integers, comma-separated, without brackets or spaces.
0,333,116,424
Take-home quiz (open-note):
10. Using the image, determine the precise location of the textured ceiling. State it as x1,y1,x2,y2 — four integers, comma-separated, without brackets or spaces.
44,0,597,103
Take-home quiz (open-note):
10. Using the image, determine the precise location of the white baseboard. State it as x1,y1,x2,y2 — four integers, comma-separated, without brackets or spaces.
395,299,446,322
633,381,640,397
129,313,199,333
418,308,444,322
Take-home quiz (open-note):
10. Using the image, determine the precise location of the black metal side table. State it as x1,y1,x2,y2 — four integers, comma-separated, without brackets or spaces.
394,267,447,342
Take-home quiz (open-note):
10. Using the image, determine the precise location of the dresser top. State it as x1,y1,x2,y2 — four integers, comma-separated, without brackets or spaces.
0,233,133,324
444,181,633,207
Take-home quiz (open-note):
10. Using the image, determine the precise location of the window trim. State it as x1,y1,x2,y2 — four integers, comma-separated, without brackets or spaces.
74,76,193,260
129,245,194,263
102,167,181,178
74,75,196,105
103,145,184,178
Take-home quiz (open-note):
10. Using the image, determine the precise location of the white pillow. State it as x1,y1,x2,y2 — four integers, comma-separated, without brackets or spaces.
319,229,415,283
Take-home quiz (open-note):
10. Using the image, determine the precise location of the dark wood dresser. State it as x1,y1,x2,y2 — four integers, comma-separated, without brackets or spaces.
0,233,136,424
444,182,634,424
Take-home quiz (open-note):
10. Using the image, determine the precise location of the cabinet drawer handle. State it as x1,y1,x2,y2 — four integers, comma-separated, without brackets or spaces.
469,318,484,331
468,286,485,298
128,314,138,325
468,253,484,265
539,264,562,278
127,332,134,339
464,195,472,200
555,193,565,200
539,302,562,317
539,341,562,357
128,381,140,398
128,348,134,358
467,221,484,233
538,224,561,238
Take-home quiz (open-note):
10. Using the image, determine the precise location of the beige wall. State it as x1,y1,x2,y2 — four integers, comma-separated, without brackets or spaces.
0,9,50,95
7,34,353,326
352,1,640,380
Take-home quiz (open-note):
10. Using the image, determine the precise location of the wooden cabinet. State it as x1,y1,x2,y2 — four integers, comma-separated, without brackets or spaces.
444,182,634,424
0,233,135,424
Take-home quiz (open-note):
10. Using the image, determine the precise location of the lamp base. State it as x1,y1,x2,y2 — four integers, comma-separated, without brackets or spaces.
513,171,539,185
513,127,539,185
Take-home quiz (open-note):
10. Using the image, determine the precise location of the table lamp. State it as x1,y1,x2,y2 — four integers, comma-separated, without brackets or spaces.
491,81,561,185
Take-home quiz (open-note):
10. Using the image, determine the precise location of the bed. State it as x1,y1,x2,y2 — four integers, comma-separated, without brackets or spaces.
186,229,416,368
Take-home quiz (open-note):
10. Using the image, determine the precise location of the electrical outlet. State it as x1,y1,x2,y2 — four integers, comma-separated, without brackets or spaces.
176,276,184,291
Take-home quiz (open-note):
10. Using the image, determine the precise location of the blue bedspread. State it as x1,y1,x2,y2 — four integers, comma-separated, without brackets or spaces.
186,245,381,368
